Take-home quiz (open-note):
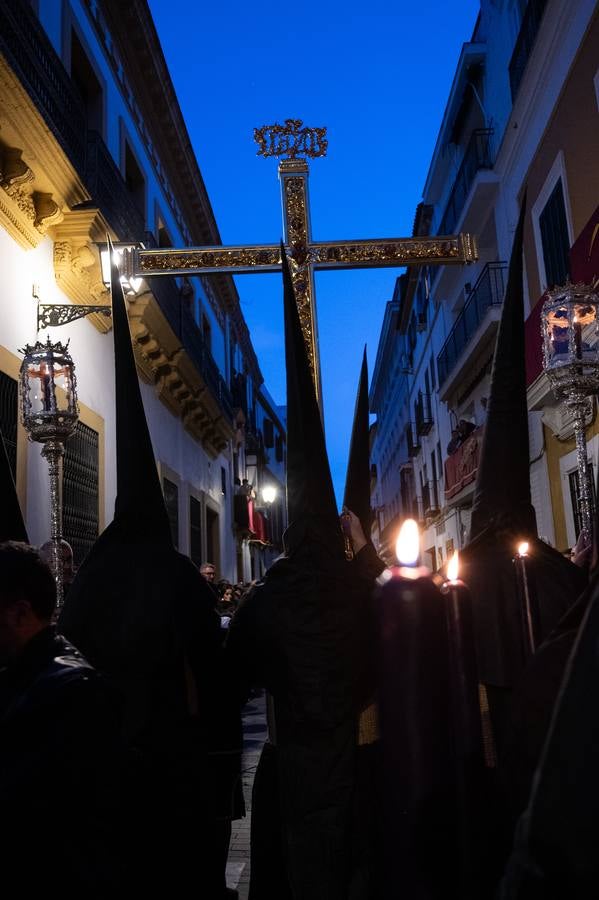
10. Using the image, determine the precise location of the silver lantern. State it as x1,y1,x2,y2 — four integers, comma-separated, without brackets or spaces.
541,282,599,544
19,336,79,609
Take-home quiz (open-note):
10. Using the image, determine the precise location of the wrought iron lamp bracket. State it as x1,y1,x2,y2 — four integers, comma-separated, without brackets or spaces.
37,303,112,331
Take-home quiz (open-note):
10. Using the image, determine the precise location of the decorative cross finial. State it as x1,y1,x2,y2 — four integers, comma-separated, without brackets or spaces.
254,119,328,160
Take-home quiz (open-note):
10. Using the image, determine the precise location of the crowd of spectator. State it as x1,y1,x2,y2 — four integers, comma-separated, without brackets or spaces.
200,563,254,630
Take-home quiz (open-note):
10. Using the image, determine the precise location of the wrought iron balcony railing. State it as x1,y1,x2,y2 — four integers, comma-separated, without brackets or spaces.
0,0,87,171
438,129,494,236
85,131,146,241
509,0,548,100
415,392,434,436
437,262,508,387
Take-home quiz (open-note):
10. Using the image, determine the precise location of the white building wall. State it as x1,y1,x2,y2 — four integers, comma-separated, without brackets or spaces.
0,0,278,584
0,228,117,546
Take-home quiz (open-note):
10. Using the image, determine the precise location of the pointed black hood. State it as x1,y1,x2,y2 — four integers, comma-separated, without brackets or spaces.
342,346,371,535
282,245,341,553
58,240,221,742
470,196,536,540
459,196,583,724
108,236,172,542
0,428,27,543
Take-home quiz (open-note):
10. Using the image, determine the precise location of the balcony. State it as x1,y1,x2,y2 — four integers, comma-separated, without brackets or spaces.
149,274,233,423
0,0,87,171
437,262,507,399
85,131,146,240
438,129,494,236
406,422,421,458
422,480,441,518
509,0,548,101
416,392,434,436
444,425,483,503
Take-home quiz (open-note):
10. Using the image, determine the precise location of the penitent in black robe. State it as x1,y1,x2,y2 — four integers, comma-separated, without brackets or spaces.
227,530,378,900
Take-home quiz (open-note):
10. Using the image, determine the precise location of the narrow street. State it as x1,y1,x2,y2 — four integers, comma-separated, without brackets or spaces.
226,693,267,898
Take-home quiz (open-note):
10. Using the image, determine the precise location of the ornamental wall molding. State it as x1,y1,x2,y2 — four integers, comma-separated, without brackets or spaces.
0,54,89,249
51,208,113,333
127,292,233,457
0,137,63,247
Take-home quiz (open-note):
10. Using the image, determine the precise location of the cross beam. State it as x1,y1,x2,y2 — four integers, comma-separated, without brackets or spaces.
123,122,478,405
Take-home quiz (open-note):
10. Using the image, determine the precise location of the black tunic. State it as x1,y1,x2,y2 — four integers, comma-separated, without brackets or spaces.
227,539,381,899
0,628,127,895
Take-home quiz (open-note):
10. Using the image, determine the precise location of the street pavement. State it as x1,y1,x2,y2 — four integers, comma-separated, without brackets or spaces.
226,692,267,899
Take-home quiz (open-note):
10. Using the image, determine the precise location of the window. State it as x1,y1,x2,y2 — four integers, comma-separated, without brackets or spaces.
163,477,179,548
70,29,103,134
430,450,438,510
63,422,99,566
124,140,145,218
263,418,274,448
206,506,219,569
429,356,436,391
189,496,202,567
0,371,18,479
221,465,227,496
202,314,212,351
539,179,571,289
157,217,172,249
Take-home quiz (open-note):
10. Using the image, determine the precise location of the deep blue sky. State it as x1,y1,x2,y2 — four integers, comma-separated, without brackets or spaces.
148,0,480,504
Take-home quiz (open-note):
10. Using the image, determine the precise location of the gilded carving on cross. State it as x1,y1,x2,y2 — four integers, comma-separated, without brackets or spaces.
124,120,478,406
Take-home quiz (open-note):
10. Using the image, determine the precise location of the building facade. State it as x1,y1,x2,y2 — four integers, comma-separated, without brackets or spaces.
0,0,286,581
371,0,599,563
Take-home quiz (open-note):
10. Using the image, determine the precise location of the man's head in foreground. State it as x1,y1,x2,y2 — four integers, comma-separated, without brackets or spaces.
0,541,56,665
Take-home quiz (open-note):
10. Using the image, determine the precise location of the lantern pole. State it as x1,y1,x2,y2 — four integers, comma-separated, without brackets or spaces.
568,397,594,544
541,282,599,548
41,440,66,607
19,336,79,613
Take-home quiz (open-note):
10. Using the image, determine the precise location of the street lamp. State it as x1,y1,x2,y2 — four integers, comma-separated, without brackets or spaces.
98,241,144,295
19,336,79,609
541,281,599,544
262,484,277,505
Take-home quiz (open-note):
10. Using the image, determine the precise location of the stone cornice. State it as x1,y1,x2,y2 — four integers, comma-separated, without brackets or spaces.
50,207,113,332
0,52,91,248
128,291,234,456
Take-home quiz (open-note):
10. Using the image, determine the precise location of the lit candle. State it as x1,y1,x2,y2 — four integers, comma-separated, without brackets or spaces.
377,519,455,895
513,541,536,656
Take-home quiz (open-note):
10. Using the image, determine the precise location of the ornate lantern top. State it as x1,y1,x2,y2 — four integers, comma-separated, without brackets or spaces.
19,336,79,443
541,281,599,401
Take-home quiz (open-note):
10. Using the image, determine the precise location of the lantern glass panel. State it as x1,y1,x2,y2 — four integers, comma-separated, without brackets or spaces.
25,356,75,415
545,305,570,365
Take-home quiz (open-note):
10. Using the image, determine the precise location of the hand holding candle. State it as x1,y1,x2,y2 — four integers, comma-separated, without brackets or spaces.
441,550,489,895
377,519,455,897
514,541,536,657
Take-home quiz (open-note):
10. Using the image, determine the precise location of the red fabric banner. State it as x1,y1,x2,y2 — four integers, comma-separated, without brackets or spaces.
444,426,483,500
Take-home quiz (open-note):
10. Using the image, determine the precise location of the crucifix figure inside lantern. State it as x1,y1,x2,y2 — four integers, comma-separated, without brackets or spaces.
541,282,599,544
19,336,79,609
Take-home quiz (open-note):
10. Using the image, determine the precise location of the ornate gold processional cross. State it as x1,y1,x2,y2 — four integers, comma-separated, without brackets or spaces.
123,120,478,404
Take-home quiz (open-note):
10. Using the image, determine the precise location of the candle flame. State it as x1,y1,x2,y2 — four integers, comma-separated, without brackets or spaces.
518,541,529,557
447,549,459,583
396,519,420,566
